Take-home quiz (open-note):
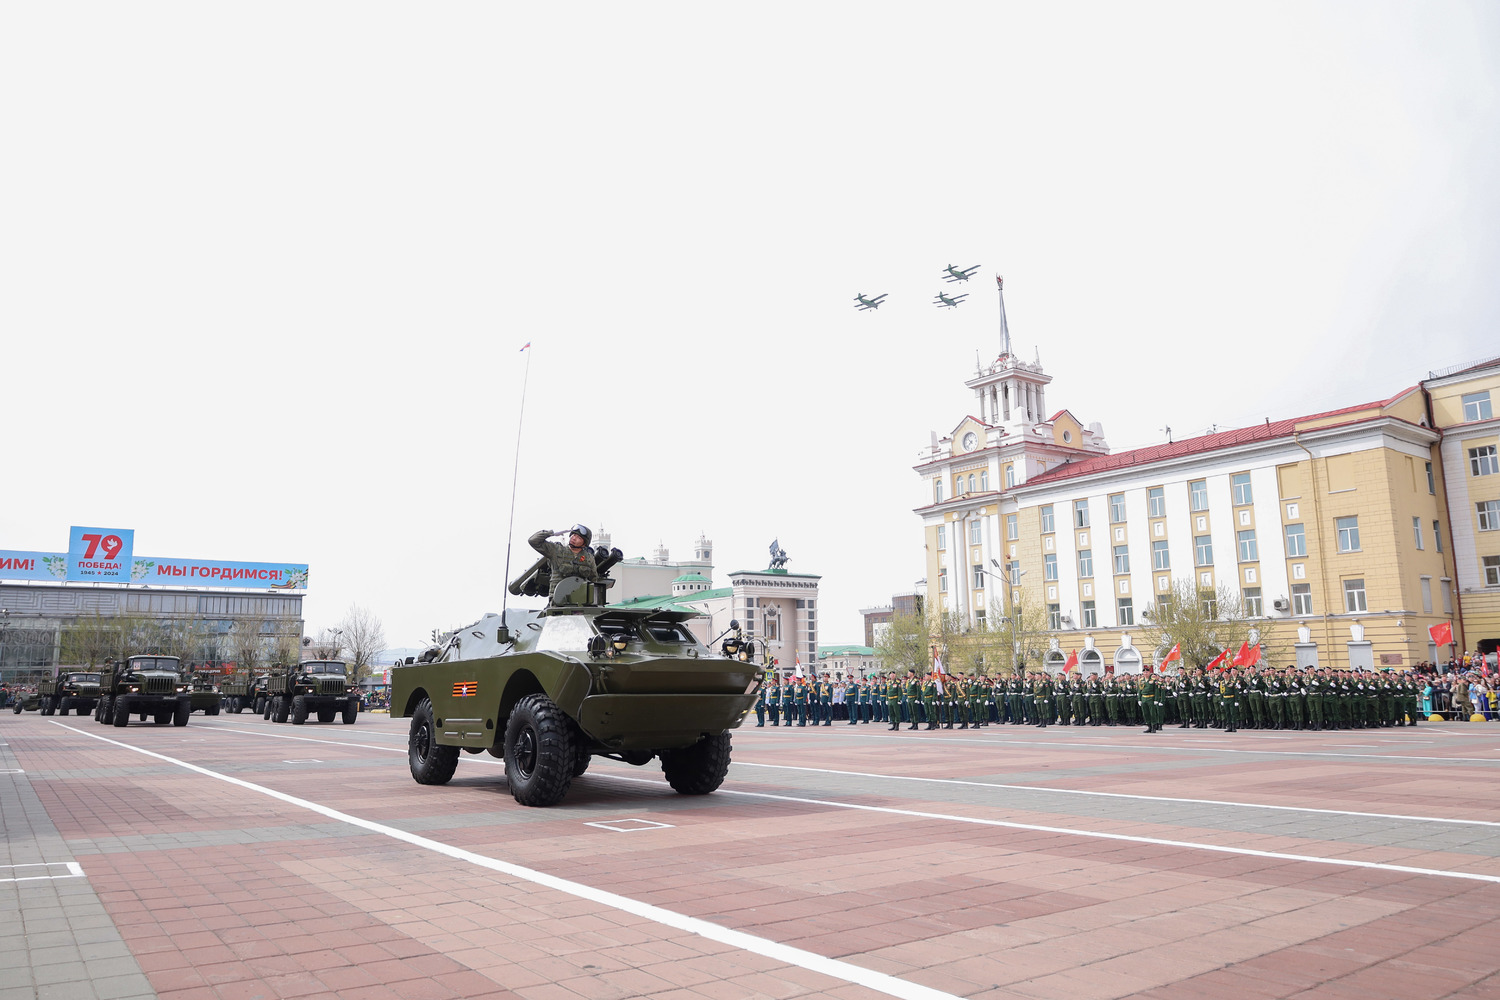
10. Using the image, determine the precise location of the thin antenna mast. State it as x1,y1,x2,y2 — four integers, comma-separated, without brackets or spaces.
499,343,533,631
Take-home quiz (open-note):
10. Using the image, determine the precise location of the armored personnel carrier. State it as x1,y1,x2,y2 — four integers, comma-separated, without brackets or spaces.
11,691,42,713
390,551,762,807
186,668,223,715
262,660,359,725
94,655,191,727
38,671,102,716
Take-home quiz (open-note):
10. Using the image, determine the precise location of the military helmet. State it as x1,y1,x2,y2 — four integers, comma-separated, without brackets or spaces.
569,524,593,545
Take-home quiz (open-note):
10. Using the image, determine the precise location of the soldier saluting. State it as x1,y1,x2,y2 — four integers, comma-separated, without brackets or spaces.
529,525,600,598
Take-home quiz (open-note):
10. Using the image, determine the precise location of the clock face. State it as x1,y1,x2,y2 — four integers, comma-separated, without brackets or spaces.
962,431,977,450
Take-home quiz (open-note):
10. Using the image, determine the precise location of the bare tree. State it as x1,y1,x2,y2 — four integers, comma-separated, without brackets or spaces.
339,604,387,688
59,611,121,668
874,609,929,677
307,627,345,661
981,597,1052,675
1139,576,1282,669
229,618,268,676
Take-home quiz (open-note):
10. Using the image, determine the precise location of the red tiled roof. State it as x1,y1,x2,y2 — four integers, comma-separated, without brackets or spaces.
1021,396,1400,487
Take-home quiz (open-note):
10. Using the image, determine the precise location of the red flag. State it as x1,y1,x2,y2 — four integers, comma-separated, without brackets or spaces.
1243,643,1261,667
1063,649,1079,672
1162,643,1181,666
1205,648,1229,670
1429,622,1453,646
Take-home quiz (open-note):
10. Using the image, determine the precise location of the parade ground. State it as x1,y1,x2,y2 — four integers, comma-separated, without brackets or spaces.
2,711,1498,1000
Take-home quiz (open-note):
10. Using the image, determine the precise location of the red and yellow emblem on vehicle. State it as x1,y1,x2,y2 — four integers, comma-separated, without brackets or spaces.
452,681,478,698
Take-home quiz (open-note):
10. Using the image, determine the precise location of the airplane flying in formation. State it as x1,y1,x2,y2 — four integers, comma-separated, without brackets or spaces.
941,263,981,283
934,291,968,309
853,293,888,311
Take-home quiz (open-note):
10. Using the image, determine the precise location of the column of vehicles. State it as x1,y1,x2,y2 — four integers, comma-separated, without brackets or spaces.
10,671,104,715
221,660,360,725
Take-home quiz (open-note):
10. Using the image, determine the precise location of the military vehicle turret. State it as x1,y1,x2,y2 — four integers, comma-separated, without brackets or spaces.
38,671,102,716
262,660,359,724
93,655,191,727
390,549,762,807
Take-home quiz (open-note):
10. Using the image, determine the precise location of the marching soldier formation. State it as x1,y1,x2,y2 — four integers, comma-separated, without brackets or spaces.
752,665,1430,732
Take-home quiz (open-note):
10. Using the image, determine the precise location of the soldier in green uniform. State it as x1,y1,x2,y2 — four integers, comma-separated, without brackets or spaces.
1219,669,1242,733
1304,667,1324,731
528,525,601,599
766,673,781,726
904,670,922,729
1103,674,1120,726
1086,675,1104,726
755,673,768,726
818,674,834,726
1071,676,1087,726
885,675,902,729
793,677,809,726
1286,668,1307,730
1139,671,1161,733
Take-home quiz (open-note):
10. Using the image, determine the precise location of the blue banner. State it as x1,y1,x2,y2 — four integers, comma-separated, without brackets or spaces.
0,546,308,590
0,550,68,583
67,526,136,582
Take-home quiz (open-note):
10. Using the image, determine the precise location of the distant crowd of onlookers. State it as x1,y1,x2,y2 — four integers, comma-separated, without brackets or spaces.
1413,652,1498,720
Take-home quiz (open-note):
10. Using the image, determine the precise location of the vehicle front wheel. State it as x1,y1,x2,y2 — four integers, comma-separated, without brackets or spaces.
173,698,190,727
291,695,308,725
342,697,358,725
113,696,131,728
659,732,732,795
503,693,574,807
408,697,459,785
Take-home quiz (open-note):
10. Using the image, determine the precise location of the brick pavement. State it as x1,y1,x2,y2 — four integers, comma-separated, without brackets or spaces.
1,711,1497,999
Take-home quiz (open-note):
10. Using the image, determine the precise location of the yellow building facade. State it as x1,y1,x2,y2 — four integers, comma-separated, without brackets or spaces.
916,298,1497,670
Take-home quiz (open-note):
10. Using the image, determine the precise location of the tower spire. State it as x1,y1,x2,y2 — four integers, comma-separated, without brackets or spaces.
996,275,1011,358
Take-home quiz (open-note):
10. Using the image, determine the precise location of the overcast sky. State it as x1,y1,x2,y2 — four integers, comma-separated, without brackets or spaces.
4,2,1498,652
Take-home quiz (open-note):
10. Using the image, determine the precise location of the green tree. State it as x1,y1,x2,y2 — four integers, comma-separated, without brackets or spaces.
875,610,929,677
59,611,120,668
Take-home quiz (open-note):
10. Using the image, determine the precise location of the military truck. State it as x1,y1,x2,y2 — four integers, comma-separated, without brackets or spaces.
93,655,191,727
38,671,103,716
389,553,762,808
220,672,270,714
10,691,42,713
186,668,223,715
262,660,359,725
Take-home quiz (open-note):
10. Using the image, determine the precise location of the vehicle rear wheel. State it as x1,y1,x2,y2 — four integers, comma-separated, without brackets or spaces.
291,695,308,725
262,697,272,720
173,699,190,727
208,703,219,716
408,697,459,785
113,696,131,728
60,698,72,715
317,708,336,724
342,697,358,725
11,703,20,714
273,697,289,724
503,693,574,807
659,732,732,795
153,709,171,725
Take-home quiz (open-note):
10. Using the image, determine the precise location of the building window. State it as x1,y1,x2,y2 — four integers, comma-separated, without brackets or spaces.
1195,535,1213,566
1117,597,1134,626
1110,544,1129,574
970,519,983,545
1044,553,1058,581
1006,514,1018,540
937,525,946,550
1047,604,1062,630
974,610,985,628
1471,445,1499,477
1479,501,1500,532
1336,516,1360,552
980,468,990,491
934,479,944,503
1041,505,1055,533
1081,601,1097,628
1285,523,1307,557
939,568,948,593
1435,521,1444,553
1484,556,1500,587
973,565,985,589
1231,472,1253,506
1077,549,1094,578
1442,579,1453,614
1237,529,1258,562
1147,487,1166,518
1201,590,1217,618
1109,493,1126,523
1190,479,1208,511
1343,578,1367,613
763,613,780,641
1244,587,1263,616
1426,461,1436,494
1005,464,1016,488
1413,516,1424,549
1463,390,1493,422
1074,499,1090,528
1152,540,1170,571
968,474,976,494
1421,577,1433,615
1008,560,1022,587
1292,583,1313,615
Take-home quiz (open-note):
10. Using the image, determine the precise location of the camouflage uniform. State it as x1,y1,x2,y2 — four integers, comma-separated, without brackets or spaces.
528,529,600,597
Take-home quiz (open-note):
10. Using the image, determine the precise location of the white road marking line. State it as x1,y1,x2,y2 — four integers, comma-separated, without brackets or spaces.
728,761,1500,829
599,773,1500,885
52,723,959,1000
0,862,84,883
